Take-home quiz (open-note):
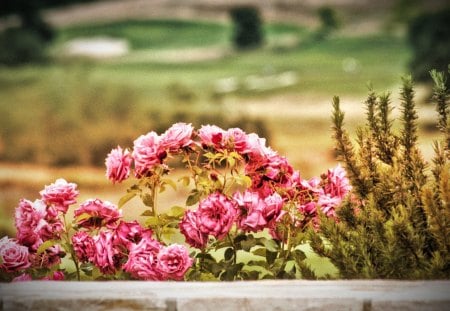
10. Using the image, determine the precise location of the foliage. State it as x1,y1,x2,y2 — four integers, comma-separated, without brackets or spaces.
229,6,264,49
315,6,340,40
407,8,450,85
309,70,450,279
0,123,350,281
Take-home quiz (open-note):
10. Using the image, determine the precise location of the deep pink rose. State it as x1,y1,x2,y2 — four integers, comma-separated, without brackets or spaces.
12,273,32,282
0,237,30,272
160,122,194,152
122,236,162,280
40,178,79,213
105,146,132,184
156,244,193,280
198,124,226,149
91,230,118,274
41,271,65,281
15,199,47,249
74,199,122,229
179,210,208,249
113,220,153,248
71,231,95,262
132,131,166,177
298,201,317,216
197,192,236,239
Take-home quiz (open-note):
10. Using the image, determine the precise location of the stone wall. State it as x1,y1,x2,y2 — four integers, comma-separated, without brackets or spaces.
1,280,449,311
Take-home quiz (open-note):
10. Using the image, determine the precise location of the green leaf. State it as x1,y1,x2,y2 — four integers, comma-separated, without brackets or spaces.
118,192,137,208
145,216,158,227
252,247,266,257
186,190,201,206
167,205,186,217
141,193,154,208
293,249,307,262
258,237,279,252
179,176,191,187
162,178,177,191
140,209,153,217
266,250,278,265
224,247,235,262
37,240,58,255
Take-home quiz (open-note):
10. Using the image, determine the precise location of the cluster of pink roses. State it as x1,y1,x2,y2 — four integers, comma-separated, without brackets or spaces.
105,123,351,249
1,178,192,281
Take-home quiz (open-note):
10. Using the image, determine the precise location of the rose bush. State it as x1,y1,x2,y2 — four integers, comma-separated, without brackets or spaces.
0,123,351,281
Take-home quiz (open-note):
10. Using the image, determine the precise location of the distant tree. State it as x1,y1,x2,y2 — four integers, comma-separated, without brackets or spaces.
315,6,340,40
407,8,450,85
229,6,263,49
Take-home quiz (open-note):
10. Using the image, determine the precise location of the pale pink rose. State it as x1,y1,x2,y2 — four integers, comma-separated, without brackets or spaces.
113,220,153,248
132,131,166,177
160,122,194,152
71,231,95,262
15,199,47,249
225,128,249,153
179,210,208,249
157,244,193,280
74,199,122,229
322,164,352,199
263,192,284,221
122,236,162,280
41,271,65,281
0,236,30,272
12,273,32,282
40,178,79,213
91,230,118,274
105,146,132,184
233,191,267,232
197,192,236,239
198,124,226,149
245,133,271,159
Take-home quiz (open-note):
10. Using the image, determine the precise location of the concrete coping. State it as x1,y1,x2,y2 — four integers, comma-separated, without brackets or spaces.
1,280,449,310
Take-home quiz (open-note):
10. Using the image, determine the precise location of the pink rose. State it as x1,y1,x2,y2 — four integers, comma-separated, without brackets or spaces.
105,146,132,184
322,164,351,199
197,192,236,239
113,220,153,248
0,236,30,272
74,199,122,229
225,128,249,153
245,133,271,160
160,122,194,152
15,199,47,249
233,190,267,232
122,236,162,280
91,230,118,274
318,194,341,218
198,124,226,149
263,192,284,222
71,231,95,262
41,271,65,281
12,273,32,282
132,131,166,177
157,244,193,280
179,210,208,249
40,178,79,213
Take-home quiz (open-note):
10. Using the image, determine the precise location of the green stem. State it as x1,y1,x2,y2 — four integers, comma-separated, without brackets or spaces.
63,215,80,281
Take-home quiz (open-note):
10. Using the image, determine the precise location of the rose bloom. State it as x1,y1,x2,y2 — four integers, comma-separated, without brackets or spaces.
197,192,236,239
40,178,79,213
12,273,33,282
156,244,193,280
41,271,65,281
105,146,132,184
197,124,226,150
322,164,352,199
74,199,122,229
160,122,194,152
15,199,47,250
233,190,266,232
179,210,208,249
71,231,95,262
113,220,153,248
132,131,166,177
225,128,250,153
91,230,118,274
122,236,162,280
0,236,31,272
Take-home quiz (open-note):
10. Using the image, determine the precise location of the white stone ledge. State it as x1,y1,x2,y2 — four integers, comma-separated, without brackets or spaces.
1,280,449,311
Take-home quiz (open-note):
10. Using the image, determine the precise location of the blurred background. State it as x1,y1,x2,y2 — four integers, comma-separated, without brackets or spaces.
1,0,449,236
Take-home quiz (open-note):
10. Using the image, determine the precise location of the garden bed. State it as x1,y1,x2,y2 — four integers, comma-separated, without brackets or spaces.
1,280,449,311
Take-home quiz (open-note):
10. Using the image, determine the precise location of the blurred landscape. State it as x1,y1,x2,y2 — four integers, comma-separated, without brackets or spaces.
0,0,448,237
